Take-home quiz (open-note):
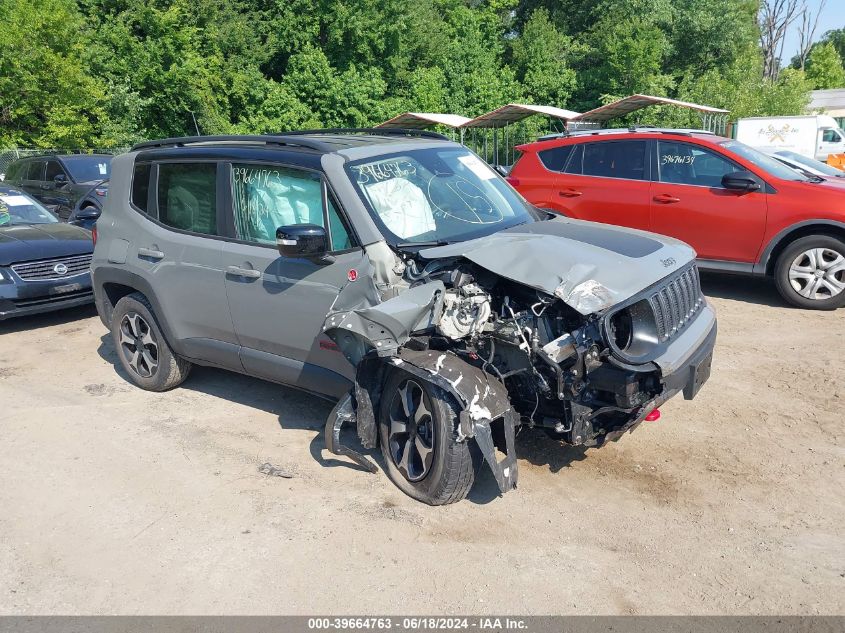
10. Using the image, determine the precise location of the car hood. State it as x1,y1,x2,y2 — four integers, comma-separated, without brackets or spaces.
0,223,93,266
419,217,697,314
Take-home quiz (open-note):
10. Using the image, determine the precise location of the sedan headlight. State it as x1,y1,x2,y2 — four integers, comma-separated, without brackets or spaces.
605,299,660,363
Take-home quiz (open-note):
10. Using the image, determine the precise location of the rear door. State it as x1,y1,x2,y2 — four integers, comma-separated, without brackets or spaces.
650,139,768,262
220,161,365,396
552,139,652,230
129,160,240,368
21,160,46,203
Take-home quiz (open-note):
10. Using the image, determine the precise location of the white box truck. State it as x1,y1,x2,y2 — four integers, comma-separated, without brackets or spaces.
735,115,845,162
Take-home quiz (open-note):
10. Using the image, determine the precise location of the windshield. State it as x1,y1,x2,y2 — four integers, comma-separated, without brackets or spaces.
346,148,538,245
62,156,111,182
0,192,59,226
719,140,810,182
775,151,845,177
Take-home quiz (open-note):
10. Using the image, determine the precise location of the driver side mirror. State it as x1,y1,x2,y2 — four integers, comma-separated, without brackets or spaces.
276,224,333,263
721,170,761,193
53,173,67,185
75,206,101,221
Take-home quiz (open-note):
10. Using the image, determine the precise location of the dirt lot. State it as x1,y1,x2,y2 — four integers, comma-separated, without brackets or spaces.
1,274,843,615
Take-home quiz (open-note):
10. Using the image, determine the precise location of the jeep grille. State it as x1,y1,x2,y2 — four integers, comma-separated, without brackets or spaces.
649,264,704,343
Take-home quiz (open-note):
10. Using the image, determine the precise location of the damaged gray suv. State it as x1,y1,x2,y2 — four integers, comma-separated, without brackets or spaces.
91,130,717,505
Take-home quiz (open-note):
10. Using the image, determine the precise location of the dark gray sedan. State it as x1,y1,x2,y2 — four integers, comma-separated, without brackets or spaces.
0,186,93,320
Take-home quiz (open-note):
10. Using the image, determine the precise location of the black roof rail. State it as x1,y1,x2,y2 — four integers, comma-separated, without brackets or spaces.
131,134,333,153
277,128,451,141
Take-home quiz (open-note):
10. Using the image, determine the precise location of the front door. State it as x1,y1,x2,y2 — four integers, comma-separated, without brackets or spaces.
650,140,768,263
221,162,365,397
44,159,73,218
552,139,652,231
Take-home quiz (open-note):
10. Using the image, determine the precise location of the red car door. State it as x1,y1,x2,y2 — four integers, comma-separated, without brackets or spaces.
552,139,651,231
650,140,768,263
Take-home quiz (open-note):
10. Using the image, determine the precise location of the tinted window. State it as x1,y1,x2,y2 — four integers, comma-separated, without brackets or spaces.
582,141,647,180
132,163,151,213
61,156,111,182
538,145,574,172
46,160,65,181
564,144,584,174
157,163,217,235
26,161,45,181
658,141,736,188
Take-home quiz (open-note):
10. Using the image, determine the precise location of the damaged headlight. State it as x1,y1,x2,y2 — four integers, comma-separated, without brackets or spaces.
604,299,659,364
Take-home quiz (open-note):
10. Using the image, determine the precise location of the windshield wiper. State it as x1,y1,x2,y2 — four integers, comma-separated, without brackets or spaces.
395,239,452,249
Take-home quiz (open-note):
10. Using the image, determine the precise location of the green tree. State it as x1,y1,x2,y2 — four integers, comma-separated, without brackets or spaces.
805,42,845,90
510,8,578,106
0,0,107,147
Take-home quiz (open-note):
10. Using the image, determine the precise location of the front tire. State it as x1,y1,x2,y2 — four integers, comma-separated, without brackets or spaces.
110,292,192,391
378,370,480,505
774,235,845,310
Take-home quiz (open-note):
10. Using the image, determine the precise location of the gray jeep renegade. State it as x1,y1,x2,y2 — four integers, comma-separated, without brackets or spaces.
91,130,717,505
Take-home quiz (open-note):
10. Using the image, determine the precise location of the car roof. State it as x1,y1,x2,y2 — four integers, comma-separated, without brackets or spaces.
520,127,726,151
131,129,451,155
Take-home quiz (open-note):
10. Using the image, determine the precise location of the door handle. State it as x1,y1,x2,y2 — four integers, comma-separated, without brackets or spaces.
226,265,261,279
653,194,680,204
559,189,582,198
138,247,165,260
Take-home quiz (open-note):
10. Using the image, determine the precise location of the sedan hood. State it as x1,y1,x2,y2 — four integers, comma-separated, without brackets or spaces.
419,217,697,314
0,223,93,266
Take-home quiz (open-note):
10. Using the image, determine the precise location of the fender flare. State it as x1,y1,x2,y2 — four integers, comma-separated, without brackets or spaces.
755,219,845,274
91,267,183,356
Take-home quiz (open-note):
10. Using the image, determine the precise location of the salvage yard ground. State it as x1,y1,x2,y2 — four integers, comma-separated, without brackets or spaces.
1,273,843,615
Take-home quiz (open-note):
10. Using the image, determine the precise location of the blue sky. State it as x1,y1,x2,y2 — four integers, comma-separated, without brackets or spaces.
780,0,845,61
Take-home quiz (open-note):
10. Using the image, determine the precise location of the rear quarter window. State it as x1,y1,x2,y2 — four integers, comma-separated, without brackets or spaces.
131,163,151,214
538,145,574,172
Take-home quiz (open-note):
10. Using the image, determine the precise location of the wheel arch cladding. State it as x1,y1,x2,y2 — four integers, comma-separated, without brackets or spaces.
760,220,845,275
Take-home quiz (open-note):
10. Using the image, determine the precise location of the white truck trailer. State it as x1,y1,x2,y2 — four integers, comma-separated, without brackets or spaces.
735,115,845,162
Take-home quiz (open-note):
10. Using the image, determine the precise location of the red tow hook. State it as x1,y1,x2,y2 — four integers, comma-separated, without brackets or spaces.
645,408,661,422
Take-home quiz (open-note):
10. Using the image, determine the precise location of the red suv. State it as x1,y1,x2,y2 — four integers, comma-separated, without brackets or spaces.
509,128,845,309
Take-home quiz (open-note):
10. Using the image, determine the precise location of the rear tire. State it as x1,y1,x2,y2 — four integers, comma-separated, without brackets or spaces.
774,235,845,310
110,292,191,391
378,369,480,505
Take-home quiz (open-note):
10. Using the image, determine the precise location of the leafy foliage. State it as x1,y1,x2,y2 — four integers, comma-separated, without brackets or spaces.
804,42,845,90
0,0,833,148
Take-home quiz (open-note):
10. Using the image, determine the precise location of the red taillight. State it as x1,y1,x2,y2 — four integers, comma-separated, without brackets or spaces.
91,226,97,246
505,176,520,187
645,408,661,422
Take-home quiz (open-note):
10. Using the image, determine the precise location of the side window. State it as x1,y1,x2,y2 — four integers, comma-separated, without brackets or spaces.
231,163,323,245
46,160,65,181
563,144,584,175
822,129,840,143
582,140,647,180
157,163,217,235
6,161,22,181
26,161,45,181
538,145,574,172
658,140,736,188
131,163,151,214
327,193,356,251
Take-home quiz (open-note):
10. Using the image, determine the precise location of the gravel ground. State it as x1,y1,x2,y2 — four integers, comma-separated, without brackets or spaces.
0,273,843,615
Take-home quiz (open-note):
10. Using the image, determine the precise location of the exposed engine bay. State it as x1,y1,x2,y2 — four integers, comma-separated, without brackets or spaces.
322,239,715,497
